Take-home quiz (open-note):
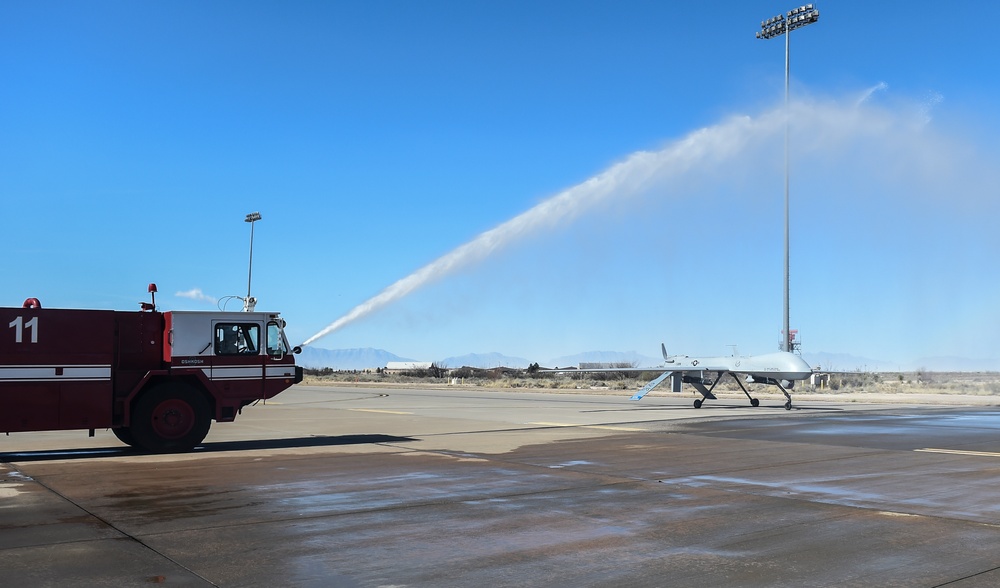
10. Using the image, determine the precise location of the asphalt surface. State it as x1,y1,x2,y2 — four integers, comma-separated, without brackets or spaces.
3,385,1000,587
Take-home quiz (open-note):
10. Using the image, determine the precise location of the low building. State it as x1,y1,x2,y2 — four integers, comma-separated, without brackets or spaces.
384,361,434,373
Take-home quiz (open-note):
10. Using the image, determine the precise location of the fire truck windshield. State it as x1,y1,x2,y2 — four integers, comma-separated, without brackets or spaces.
267,321,289,357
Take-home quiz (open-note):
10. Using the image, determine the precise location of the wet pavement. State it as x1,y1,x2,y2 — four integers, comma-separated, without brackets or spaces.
3,386,1000,587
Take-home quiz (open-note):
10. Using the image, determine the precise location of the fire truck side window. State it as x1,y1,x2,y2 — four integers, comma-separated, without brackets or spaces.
214,323,260,356
266,322,287,356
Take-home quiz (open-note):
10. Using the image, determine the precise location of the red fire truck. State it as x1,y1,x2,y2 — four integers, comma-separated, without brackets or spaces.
1,286,303,453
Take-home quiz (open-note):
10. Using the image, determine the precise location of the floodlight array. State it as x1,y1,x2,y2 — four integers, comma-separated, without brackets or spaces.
756,4,819,40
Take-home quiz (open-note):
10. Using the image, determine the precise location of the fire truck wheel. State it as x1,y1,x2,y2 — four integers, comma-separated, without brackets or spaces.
132,384,212,453
111,427,138,448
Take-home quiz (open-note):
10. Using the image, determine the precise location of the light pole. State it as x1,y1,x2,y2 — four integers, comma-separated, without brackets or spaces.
757,4,820,353
244,211,262,312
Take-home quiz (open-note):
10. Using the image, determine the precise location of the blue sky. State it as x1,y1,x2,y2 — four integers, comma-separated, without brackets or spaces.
3,1,1000,368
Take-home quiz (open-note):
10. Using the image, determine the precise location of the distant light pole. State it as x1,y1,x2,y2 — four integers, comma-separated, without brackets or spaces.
757,4,820,353
244,211,262,312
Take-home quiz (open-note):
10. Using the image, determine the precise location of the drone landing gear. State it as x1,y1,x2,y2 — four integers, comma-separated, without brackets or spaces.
690,372,723,409
689,372,794,410
776,380,793,410
731,375,760,408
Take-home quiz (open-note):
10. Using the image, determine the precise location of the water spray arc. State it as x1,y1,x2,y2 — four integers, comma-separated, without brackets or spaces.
295,89,992,362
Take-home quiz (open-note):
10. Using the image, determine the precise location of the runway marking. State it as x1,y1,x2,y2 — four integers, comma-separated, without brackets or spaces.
916,448,1000,458
876,511,921,518
348,409,413,415
530,422,645,432
531,421,582,427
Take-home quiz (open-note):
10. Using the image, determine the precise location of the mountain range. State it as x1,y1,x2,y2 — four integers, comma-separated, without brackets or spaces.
297,346,1000,372
296,347,417,370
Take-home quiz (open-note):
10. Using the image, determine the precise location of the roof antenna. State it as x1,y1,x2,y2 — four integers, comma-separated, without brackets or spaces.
243,211,261,312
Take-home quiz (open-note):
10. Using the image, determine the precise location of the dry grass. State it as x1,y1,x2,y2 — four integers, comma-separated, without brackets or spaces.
302,370,1000,397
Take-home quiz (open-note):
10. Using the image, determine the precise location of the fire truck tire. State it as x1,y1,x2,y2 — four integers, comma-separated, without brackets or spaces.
111,427,138,448
131,383,212,453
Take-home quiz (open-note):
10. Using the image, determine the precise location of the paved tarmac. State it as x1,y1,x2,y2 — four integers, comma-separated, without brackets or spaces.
3,385,1000,587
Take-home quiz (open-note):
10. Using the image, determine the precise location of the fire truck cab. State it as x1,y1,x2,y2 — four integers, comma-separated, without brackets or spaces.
1,296,303,453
